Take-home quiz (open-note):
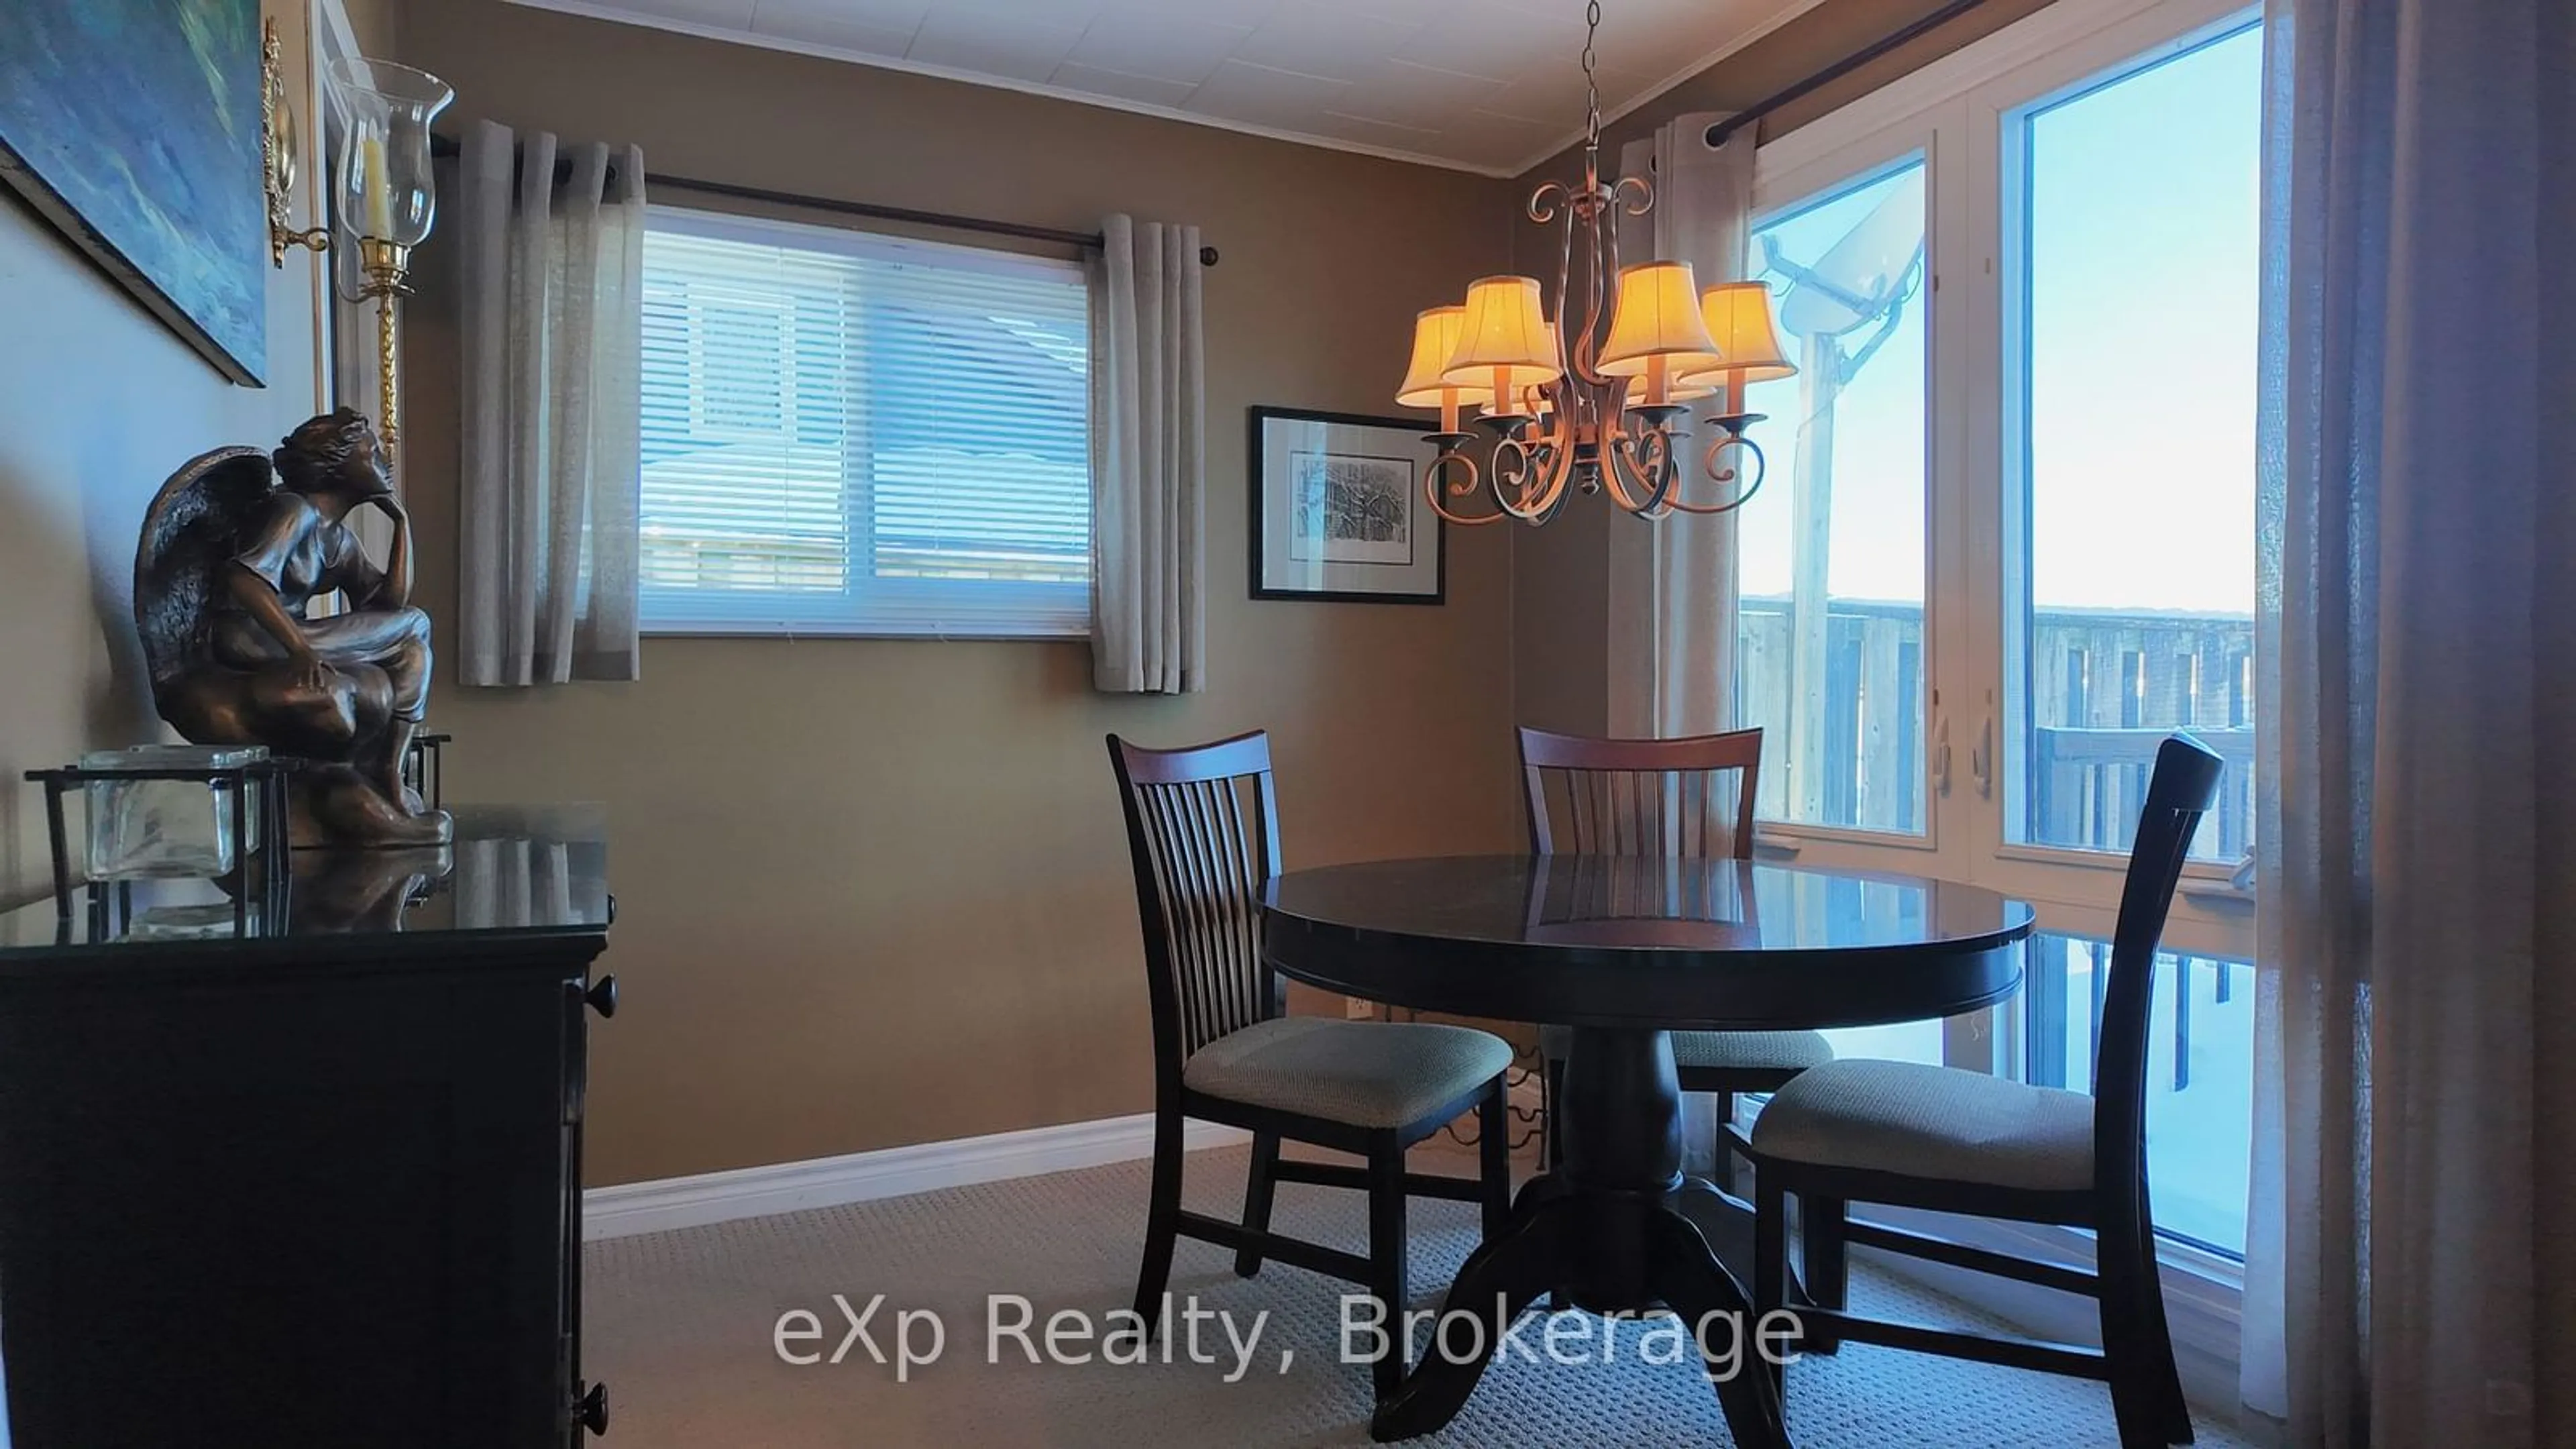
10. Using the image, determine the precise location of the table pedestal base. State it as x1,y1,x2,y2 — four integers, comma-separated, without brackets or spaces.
1369,1028,1793,1448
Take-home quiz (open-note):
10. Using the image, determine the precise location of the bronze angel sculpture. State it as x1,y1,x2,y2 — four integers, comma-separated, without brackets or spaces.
135,409,451,847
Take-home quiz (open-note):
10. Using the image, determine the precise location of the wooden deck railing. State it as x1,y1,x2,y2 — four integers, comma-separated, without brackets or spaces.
1737,598,1925,832
2025,932,2250,1112
1738,598,2256,857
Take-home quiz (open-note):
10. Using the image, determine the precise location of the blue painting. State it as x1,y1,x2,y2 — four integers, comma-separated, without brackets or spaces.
0,0,266,384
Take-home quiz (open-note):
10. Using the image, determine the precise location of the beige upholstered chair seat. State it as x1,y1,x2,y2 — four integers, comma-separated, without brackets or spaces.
1184,1018,1516,1130
1540,1024,1834,1075
1750,1058,2095,1193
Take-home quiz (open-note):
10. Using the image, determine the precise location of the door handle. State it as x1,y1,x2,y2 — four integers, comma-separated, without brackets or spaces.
1932,716,1952,795
1971,716,1994,798
575,1380,609,1435
571,974,618,1019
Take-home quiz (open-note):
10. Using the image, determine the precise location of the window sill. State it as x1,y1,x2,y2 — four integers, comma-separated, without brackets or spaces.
2178,882,2257,915
1999,840,2253,888
1748,822,1938,853
640,625,1089,643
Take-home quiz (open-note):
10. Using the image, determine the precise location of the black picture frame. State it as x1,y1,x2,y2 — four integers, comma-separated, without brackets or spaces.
1247,406,1446,605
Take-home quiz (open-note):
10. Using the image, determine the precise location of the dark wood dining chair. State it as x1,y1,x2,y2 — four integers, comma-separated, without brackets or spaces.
1733,733,2223,1447
1108,731,1515,1405
1517,726,1833,1167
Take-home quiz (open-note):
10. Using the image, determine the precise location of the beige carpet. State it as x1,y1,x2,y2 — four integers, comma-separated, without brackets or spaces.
584,1146,2257,1447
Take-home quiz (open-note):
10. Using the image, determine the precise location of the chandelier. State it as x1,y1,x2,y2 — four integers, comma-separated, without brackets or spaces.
1396,1,1796,526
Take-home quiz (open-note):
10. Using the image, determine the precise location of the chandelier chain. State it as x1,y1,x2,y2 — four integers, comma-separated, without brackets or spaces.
1582,0,1602,150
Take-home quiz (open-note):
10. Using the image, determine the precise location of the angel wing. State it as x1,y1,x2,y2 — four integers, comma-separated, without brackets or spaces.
132,447,278,696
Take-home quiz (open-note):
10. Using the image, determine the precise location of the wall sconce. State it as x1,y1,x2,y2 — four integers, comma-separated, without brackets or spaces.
326,55,454,466
261,19,331,266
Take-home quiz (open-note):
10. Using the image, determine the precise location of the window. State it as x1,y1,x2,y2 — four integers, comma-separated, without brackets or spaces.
1803,926,2254,1255
2001,21,2263,861
1733,0,2266,1271
639,207,1092,637
1736,158,1930,837
2021,932,2253,1254
688,295,793,439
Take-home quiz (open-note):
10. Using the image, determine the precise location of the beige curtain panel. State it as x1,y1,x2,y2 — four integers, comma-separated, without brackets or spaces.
2247,0,2572,1442
1603,115,1756,1179
457,121,644,686
1609,113,1754,740
1089,214,1207,695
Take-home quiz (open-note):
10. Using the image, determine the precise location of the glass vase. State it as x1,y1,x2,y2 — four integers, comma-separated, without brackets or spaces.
80,745,269,881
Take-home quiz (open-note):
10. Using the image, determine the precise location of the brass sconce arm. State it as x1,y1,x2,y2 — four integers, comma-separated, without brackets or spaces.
262,19,331,268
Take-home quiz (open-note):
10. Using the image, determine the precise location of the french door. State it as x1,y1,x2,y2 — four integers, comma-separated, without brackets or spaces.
1733,0,2264,1268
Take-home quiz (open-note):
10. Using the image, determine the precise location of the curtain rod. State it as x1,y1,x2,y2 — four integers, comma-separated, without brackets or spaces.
425,133,1219,266
1705,0,1997,148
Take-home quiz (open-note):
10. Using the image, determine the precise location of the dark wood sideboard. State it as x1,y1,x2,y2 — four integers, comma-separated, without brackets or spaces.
0,805,615,1448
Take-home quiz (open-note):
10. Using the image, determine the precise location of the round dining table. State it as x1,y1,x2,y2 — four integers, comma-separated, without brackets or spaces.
1263,853,2035,1447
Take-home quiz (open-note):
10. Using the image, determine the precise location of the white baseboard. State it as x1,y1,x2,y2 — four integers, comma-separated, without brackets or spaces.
584,1114,1250,1242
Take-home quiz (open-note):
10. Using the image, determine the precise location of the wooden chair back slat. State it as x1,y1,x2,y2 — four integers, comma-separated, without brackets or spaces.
2090,733,2225,1202
1517,727,1766,861
1110,733,1283,1066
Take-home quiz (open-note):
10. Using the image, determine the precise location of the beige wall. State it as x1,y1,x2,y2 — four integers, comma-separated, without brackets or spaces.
392,0,1521,1185
0,0,2017,1187
0,1,385,902
1506,0,2055,735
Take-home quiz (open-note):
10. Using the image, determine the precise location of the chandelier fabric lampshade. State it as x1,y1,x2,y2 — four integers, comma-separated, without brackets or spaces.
1397,305,1495,409
1681,281,1797,390
1442,276,1562,398
1597,261,1724,399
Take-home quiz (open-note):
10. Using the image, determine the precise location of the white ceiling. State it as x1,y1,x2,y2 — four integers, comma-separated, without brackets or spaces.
506,0,1829,176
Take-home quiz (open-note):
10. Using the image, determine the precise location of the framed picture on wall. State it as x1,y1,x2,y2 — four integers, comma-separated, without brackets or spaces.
1248,407,1444,604
0,0,268,384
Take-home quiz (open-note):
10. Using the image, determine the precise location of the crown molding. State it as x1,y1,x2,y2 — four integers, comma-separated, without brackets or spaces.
503,0,1526,177
506,0,1846,182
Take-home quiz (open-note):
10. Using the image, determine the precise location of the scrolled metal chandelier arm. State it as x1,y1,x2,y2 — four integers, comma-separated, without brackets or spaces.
1503,413,1578,521
1599,408,1681,516
1419,445,1507,527
1566,189,1615,389
1664,421,1768,515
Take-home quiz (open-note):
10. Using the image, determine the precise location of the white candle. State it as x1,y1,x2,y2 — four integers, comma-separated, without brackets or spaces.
361,133,392,238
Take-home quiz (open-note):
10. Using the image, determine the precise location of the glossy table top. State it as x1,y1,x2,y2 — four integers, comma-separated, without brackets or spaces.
1263,854,2034,1031
0,804,609,962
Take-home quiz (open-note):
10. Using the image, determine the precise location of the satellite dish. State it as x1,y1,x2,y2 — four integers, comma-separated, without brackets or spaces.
1773,168,1927,341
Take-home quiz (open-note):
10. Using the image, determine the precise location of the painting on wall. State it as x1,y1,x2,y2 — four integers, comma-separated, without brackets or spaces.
0,0,268,385
1249,407,1445,604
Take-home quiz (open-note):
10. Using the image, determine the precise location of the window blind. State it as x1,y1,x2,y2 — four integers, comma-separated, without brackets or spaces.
639,206,1092,637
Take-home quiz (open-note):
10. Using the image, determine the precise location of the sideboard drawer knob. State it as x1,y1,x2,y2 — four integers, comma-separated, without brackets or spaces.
577,1380,609,1434
585,975,618,1019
